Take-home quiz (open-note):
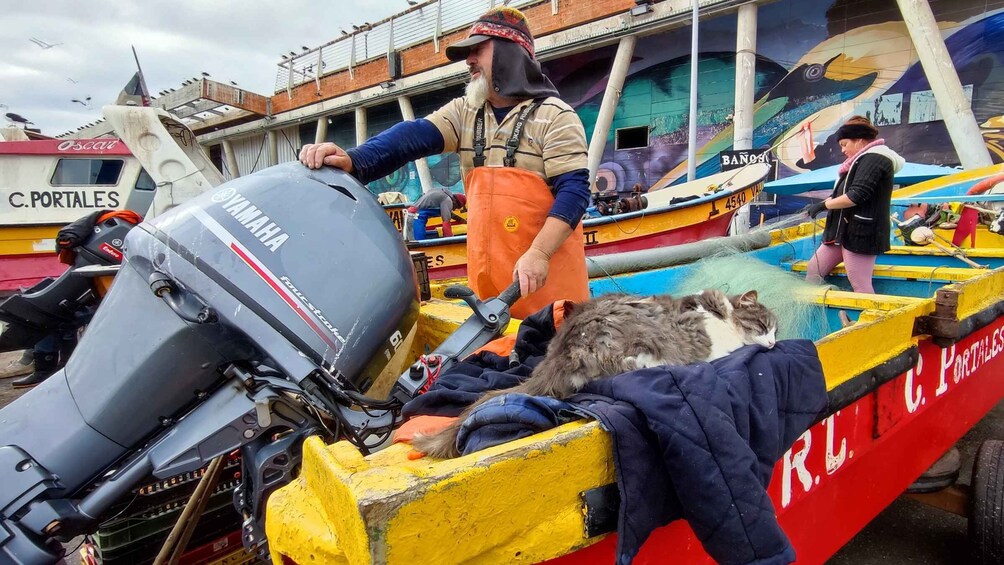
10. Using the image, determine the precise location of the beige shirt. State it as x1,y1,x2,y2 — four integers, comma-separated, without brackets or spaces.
427,96,588,187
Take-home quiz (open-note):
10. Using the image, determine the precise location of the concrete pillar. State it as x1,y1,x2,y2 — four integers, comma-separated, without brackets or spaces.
398,96,435,194
355,106,368,147
686,0,700,182
732,3,757,152
586,35,637,189
731,2,758,234
314,116,328,144
222,139,240,179
267,130,279,166
895,0,992,168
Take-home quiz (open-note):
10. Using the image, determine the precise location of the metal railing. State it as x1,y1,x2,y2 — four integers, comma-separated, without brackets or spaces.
274,0,546,93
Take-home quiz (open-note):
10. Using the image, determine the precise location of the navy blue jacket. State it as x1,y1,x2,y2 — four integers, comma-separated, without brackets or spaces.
574,340,827,564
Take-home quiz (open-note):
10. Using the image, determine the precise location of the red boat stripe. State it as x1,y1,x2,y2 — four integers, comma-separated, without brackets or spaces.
229,242,341,350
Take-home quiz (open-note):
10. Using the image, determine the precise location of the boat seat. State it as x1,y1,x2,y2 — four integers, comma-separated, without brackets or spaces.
789,261,982,283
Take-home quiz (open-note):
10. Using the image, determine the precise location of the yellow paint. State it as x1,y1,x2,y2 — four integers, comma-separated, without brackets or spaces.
268,423,614,565
891,164,1004,200
0,225,61,256
815,299,933,390
798,286,925,310
789,262,982,283
943,268,1004,321
885,244,1004,260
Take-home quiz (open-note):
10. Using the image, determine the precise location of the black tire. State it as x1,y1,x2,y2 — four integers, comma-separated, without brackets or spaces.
971,439,1004,565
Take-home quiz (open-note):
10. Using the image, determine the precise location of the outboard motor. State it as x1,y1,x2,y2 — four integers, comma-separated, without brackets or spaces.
0,163,422,563
0,212,138,353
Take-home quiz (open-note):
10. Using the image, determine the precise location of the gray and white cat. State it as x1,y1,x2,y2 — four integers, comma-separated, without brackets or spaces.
412,289,778,459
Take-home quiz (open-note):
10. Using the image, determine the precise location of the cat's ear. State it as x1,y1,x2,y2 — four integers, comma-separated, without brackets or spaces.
562,300,579,317
738,290,759,306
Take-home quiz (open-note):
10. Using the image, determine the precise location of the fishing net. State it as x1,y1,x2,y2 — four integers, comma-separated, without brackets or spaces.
670,253,833,341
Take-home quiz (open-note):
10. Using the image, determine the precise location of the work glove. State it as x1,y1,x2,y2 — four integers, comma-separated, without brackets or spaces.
804,200,827,217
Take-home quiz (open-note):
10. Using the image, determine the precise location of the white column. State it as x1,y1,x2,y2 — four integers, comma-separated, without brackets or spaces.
398,96,435,193
314,117,328,144
733,3,757,152
687,0,700,182
731,2,758,234
586,35,637,188
355,106,368,147
895,0,992,168
222,139,240,179
267,130,279,166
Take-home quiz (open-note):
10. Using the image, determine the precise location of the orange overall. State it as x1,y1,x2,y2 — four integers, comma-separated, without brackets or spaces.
464,102,589,319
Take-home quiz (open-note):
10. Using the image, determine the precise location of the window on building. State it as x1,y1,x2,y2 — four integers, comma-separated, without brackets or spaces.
50,159,125,186
615,126,649,150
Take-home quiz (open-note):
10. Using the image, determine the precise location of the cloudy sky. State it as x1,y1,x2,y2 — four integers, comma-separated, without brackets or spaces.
2,1,401,136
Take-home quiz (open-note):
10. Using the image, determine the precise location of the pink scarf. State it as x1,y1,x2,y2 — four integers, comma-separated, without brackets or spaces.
838,138,885,175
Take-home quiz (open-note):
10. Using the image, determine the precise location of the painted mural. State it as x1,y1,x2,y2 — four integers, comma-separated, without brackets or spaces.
545,0,1004,194
362,0,1004,201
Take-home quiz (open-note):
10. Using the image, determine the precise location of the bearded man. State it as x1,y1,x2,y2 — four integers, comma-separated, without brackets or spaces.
300,7,590,319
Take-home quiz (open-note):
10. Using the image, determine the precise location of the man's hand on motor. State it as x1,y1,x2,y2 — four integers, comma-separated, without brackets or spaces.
299,142,353,172
513,247,550,297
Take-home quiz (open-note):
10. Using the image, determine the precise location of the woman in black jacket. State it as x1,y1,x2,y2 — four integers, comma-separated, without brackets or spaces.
804,116,905,293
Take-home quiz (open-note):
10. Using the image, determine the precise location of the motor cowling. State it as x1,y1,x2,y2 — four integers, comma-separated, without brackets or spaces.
140,163,420,392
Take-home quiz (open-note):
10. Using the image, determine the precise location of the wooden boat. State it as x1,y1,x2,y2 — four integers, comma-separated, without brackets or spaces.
0,107,220,293
0,137,149,291
262,166,1004,565
395,163,771,280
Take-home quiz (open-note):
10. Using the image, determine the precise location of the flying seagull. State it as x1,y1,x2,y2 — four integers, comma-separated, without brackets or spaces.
66,77,78,84
29,37,62,49
71,97,92,107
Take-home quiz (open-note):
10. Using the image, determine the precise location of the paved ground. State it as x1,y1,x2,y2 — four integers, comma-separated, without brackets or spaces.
1,349,1002,564
828,401,1004,564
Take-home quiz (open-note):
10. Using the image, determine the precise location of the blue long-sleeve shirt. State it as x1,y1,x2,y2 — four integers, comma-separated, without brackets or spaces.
346,118,590,228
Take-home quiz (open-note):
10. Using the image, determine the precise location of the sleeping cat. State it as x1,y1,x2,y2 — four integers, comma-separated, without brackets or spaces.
411,289,778,459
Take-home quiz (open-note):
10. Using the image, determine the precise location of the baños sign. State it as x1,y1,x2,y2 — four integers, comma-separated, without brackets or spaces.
719,149,777,178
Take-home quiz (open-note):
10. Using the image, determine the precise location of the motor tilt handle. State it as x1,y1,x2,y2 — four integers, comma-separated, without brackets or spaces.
443,281,521,329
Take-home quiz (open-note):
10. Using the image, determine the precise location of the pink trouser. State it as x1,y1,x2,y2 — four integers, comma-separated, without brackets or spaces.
805,243,878,294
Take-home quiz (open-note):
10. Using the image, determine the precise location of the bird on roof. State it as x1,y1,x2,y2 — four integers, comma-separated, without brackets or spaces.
29,37,61,49
201,71,211,77
5,112,32,124
301,46,309,51
230,80,238,86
